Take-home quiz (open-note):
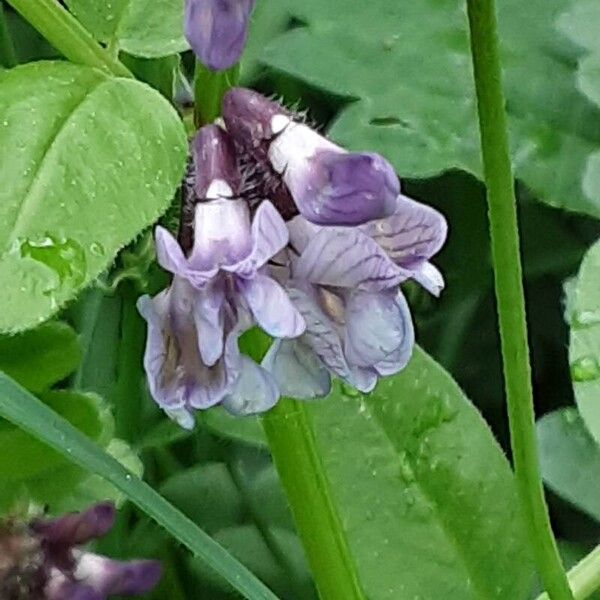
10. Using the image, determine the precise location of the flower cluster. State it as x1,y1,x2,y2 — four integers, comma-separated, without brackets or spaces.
0,503,160,599
139,89,447,427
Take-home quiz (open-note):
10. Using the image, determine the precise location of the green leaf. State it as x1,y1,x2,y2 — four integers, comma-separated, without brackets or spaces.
0,321,81,392
537,407,600,522
568,238,600,443
307,348,533,600
0,370,278,600
64,0,188,58
262,0,600,219
0,61,187,333
201,406,267,448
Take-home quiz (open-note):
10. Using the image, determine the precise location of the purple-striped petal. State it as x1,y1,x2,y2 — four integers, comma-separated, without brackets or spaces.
238,274,305,338
359,194,447,265
193,281,225,366
344,290,414,374
294,228,408,292
184,0,256,71
222,356,279,415
262,339,331,399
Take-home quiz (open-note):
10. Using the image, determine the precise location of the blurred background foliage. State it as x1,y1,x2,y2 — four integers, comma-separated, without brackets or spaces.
1,0,600,598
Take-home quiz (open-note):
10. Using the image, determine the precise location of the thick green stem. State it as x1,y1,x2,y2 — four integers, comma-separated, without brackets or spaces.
262,400,365,600
465,1,574,599
193,61,240,127
4,0,131,77
0,2,17,68
536,546,600,600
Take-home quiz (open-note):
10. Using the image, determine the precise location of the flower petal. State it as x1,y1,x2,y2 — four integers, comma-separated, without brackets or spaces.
411,261,445,296
287,149,399,225
360,194,448,264
294,228,407,291
221,356,279,415
344,289,414,376
229,201,289,276
193,282,225,366
184,0,256,71
239,274,305,338
75,552,161,597
262,339,331,399
32,503,115,547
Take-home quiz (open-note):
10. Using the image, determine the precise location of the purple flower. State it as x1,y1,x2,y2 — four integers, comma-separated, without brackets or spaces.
138,125,304,427
222,87,399,225
184,0,256,71
0,503,161,599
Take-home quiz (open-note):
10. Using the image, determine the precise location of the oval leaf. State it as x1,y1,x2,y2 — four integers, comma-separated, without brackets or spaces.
0,321,81,392
568,238,600,443
537,407,600,522
65,0,188,58
307,348,533,599
0,61,187,333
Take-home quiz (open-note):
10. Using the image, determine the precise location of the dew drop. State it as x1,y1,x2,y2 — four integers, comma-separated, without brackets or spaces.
570,356,600,382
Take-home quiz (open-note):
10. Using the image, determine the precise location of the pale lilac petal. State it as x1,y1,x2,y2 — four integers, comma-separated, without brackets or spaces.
46,579,102,600
360,194,447,265
75,552,161,597
263,339,331,399
192,125,240,199
193,282,225,366
229,201,289,276
32,503,115,547
165,407,195,430
286,150,399,225
294,228,408,291
221,356,279,415
286,215,322,255
345,290,414,374
239,274,305,338
184,0,256,71
411,261,445,296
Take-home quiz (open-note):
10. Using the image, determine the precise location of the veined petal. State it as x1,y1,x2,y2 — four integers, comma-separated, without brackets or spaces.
184,0,256,71
263,339,331,399
360,194,448,264
239,274,305,338
294,228,408,291
345,289,414,374
222,356,279,415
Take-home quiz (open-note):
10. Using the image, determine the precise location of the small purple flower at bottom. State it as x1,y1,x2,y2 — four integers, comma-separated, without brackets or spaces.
0,503,160,599
184,0,256,71
138,126,304,427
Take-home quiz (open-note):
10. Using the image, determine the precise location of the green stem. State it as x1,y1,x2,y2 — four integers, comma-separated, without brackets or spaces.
536,546,600,600
0,2,17,68
262,399,366,600
465,2,574,599
4,0,131,77
114,285,146,442
193,61,240,127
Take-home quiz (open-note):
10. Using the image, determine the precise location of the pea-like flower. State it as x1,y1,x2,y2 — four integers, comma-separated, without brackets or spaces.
223,89,448,392
223,87,399,225
184,0,256,71
138,125,304,428
0,502,161,599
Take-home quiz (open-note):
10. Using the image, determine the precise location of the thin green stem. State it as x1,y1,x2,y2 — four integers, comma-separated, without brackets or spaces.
193,61,240,127
262,399,366,600
4,0,131,77
536,546,600,600
0,2,17,68
114,285,146,442
465,2,573,599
